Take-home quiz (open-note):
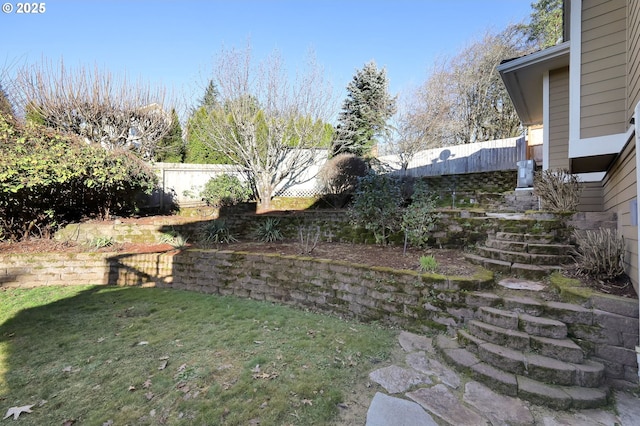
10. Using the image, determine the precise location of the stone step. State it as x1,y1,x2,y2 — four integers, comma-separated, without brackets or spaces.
476,246,573,266
435,335,609,410
464,253,563,279
485,239,573,256
465,292,594,325
477,306,573,341
456,330,603,387
469,315,584,363
495,231,557,244
519,312,568,338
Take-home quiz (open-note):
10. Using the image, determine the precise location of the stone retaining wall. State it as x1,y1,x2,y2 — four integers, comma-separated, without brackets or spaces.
1,249,636,383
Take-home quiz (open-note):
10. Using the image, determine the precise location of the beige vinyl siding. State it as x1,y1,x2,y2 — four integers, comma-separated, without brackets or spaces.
578,181,604,212
603,137,638,291
548,67,570,170
629,0,640,118
581,0,627,139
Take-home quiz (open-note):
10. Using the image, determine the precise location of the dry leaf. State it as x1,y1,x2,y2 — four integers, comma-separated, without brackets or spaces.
250,364,261,373
143,379,152,389
159,355,169,360
137,341,149,346
96,337,105,343
62,419,76,426
62,366,72,373
158,360,168,370
3,405,34,420
177,364,186,372
128,385,136,392
145,392,154,401
102,420,114,426
301,399,313,406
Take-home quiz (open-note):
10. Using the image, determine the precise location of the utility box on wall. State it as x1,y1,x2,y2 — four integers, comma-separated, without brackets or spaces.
516,160,536,188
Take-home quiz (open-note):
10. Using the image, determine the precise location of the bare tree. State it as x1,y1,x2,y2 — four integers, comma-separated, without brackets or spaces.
14,60,172,159
195,45,335,211
411,27,527,146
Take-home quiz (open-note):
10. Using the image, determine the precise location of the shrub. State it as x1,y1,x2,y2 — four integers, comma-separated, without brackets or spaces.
419,255,438,272
298,225,320,254
348,172,403,244
88,236,114,249
200,174,251,208
401,180,440,250
201,219,237,245
0,113,157,240
254,218,283,242
573,228,626,281
534,169,581,212
318,153,368,207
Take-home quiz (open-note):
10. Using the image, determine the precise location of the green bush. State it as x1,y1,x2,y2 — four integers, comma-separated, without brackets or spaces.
402,180,440,249
200,174,251,208
0,113,157,240
348,172,403,244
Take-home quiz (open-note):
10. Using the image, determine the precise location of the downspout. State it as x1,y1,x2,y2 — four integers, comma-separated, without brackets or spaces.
635,101,640,379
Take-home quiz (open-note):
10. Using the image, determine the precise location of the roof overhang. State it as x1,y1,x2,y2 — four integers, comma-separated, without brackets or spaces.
497,42,570,126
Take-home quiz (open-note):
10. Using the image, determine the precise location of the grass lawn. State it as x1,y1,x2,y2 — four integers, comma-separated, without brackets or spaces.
0,286,396,425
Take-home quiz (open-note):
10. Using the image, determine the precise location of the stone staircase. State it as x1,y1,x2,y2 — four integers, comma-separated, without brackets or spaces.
435,291,611,410
465,211,618,279
465,229,574,278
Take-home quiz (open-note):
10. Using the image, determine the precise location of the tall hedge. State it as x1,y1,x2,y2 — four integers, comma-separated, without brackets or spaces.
0,113,157,240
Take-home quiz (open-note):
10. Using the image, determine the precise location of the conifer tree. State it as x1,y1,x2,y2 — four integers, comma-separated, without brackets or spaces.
154,109,185,162
331,61,396,157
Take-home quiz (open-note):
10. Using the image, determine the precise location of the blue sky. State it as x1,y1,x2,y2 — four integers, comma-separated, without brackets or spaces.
1,0,533,110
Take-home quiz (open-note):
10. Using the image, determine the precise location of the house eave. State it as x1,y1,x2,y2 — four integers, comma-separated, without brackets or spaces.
498,42,571,126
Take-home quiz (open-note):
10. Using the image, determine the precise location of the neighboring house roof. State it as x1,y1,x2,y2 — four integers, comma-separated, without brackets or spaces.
497,42,570,127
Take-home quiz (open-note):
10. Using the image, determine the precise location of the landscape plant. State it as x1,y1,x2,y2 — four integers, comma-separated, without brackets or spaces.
534,168,581,212
253,217,284,242
419,255,438,272
401,180,440,252
298,225,321,254
348,172,403,244
573,228,626,281
200,174,252,208
318,153,369,207
200,219,238,246
0,285,395,425
0,113,157,240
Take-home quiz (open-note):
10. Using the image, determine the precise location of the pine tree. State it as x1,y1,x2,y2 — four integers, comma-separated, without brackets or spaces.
201,80,220,110
154,109,185,163
331,61,396,157
525,0,563,49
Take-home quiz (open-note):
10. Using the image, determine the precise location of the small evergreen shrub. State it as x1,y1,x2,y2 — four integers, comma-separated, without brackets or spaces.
402,180,440,250
200,174,251,208
573,228,626,281
348,172,403,244
534,169,581,212
254,218,283,242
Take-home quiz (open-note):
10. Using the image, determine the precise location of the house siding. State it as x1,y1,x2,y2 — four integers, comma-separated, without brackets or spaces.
581,0,627,139
603,137,638,292
578,181,603,212
549,67,570,170
628,0,640,118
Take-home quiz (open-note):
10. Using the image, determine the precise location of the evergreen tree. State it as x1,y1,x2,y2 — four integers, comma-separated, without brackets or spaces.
154,109,185,162
525,0,563,50
184,106,234,164
201,80,220,110
331,61,396,157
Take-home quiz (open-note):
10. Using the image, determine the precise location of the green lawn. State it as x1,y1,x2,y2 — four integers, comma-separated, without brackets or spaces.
0,286,396,425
